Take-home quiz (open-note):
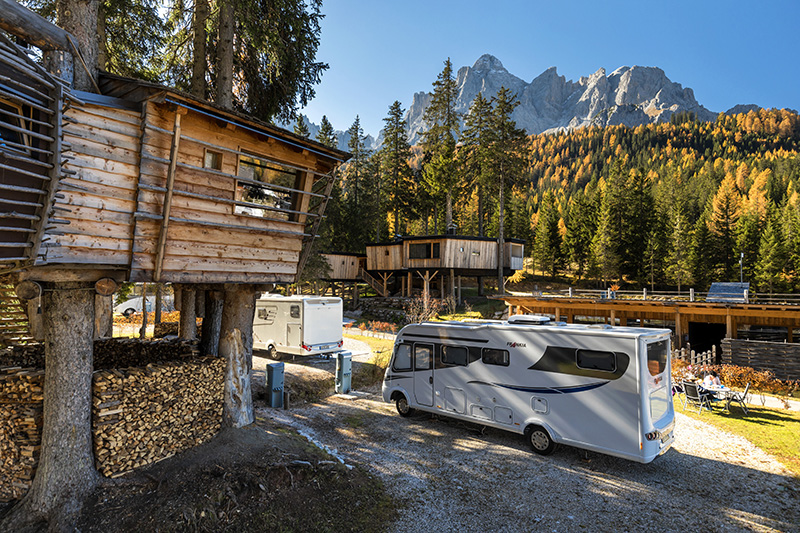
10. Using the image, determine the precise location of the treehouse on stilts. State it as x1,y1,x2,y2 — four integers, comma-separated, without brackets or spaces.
0,3,348,525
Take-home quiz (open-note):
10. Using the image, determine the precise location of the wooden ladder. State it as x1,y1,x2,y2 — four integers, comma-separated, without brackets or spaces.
0,285,35,348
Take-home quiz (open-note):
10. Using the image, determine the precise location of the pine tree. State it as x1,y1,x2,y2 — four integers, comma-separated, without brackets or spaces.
420,58,461,231
708,174,742,280
460,93,494,236
534,191,564,277
754,210,787,293
379,101,415,235
564,190,597,280
316,115,337,148
293,116,310,138
664,202,694,293
489,87,528,293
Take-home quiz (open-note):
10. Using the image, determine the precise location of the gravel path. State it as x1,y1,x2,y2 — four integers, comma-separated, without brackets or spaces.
261,392,799,533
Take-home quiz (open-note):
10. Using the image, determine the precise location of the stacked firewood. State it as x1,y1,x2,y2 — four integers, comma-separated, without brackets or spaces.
93,338,199,369
153,322,179,338
0,367,44,501
91,357,225,477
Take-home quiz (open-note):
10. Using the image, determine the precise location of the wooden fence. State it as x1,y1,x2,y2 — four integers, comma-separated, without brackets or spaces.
722,339,800,381
671,344,717,366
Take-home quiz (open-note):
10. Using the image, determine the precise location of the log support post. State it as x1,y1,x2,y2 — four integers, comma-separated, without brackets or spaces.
220,284,256,428
179,285,197,340
200,289,224,356
2,282,99,531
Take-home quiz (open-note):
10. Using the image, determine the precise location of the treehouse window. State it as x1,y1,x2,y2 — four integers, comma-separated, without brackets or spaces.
0,100,29,154
235,151,297,220
409,243,440,259
204,149,222,170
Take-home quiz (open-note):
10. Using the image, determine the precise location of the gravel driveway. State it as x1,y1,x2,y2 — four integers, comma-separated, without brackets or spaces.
257,338,799,532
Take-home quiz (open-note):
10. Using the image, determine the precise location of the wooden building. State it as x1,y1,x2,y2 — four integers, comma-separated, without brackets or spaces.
320,252,365,281
365,235,525,299
1,66,348,288
501,294,800,350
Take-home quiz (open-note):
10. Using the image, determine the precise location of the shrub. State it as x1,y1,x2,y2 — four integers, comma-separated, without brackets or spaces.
671,358,799,401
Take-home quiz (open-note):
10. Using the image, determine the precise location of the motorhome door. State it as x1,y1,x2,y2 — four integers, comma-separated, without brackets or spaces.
414,344,434,406
287,303,302,346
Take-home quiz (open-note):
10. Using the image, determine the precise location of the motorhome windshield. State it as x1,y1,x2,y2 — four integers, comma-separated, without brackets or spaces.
646,339,669,376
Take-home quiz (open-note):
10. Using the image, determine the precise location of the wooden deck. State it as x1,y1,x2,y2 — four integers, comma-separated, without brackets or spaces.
501,294,800,348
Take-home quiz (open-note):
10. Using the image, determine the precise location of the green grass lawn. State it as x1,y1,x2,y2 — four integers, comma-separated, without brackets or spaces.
674,396,800,477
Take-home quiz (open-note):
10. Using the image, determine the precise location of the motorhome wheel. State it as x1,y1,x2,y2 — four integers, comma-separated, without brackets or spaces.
525,425,556,455
123,308,136,317
267,345,281,361
395,395,415,417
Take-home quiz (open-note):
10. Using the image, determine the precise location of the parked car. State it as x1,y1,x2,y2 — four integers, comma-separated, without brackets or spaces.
114,296,175,317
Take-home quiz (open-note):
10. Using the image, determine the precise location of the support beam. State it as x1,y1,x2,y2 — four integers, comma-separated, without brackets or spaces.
220,284,256,428
179,286,197,340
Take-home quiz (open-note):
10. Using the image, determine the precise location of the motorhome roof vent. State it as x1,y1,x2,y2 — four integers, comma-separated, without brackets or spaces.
587,323,612,329
507,314,551,325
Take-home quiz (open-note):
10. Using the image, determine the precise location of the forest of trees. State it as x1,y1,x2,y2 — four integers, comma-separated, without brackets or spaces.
305,61,800,294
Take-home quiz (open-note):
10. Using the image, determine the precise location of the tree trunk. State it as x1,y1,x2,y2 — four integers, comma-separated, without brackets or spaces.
2,282,99,532
154,284,162,324
190,0,209,98
179,286,197,340
220,285,256,427
216,0,235,108
56,0,100,92
139,283,148,339
94,294,112,338
200,289,223,356
497,172,505,295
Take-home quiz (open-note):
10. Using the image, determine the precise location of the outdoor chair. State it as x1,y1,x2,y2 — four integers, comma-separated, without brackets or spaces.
682,381,714,413
726,382,750,415
672,382,686,409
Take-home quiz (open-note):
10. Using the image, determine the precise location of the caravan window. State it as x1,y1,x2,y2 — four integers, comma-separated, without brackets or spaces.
392,344,412,371
576,350,616,372
441,345,468,366
414,344,433,370
482,348,509,366
646,340,669,376
290,305,300,319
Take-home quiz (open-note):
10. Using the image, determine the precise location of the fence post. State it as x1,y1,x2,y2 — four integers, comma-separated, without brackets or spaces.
568,287,573,297
643,288,647,300
690,288,695,302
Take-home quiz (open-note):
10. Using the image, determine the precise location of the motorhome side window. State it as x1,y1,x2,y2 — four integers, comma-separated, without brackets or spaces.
392,344,412,371
482,348,509,366
576,350,616,372
646,340,669,376
257,306,276,324
441,345,468,366
290,305,300,319
414,344,433,370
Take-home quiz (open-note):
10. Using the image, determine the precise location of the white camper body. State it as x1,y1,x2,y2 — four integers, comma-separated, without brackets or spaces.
382,315,675,463
253,295,343,359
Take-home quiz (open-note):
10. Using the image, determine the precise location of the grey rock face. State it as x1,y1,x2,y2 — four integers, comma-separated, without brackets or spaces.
404,55,722,144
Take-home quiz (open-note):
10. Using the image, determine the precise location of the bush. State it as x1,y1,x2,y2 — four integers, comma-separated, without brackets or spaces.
672,358,799,399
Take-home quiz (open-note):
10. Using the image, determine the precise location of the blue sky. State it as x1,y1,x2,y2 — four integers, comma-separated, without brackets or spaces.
298,0,800,138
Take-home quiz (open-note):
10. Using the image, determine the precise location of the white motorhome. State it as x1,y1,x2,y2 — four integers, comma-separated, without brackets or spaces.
382,315,675,463
253,295,343,359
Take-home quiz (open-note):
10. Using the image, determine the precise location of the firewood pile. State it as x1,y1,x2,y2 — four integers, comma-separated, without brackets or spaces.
153,322,179,338
0,338,199,370
91,356,225,478
1,338,224,499
0,367,44,501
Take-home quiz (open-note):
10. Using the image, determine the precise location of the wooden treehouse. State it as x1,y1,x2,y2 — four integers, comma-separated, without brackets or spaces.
364,235,525,299
0,5,349,525
1,38,348,343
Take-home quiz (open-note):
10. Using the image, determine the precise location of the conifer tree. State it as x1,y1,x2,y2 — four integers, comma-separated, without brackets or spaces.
534,191,564,277
564,190,597,280
294,116,310,138
664,202,694,293
708,174,742,280
379,101,414,235
489,87,528,293
754,210,786,293
460,93,494,236
316,115,337,148
421,58,461,230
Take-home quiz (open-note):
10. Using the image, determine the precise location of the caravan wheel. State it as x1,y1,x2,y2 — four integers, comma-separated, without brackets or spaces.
267,345,281,361
525,425,556,456
395,395,415,417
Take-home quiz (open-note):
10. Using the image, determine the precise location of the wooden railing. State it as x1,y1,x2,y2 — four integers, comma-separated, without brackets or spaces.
672,344,717,366
358,268,388,297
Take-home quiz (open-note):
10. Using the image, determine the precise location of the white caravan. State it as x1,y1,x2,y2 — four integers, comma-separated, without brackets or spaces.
253,295,343,359
382,315,675,463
